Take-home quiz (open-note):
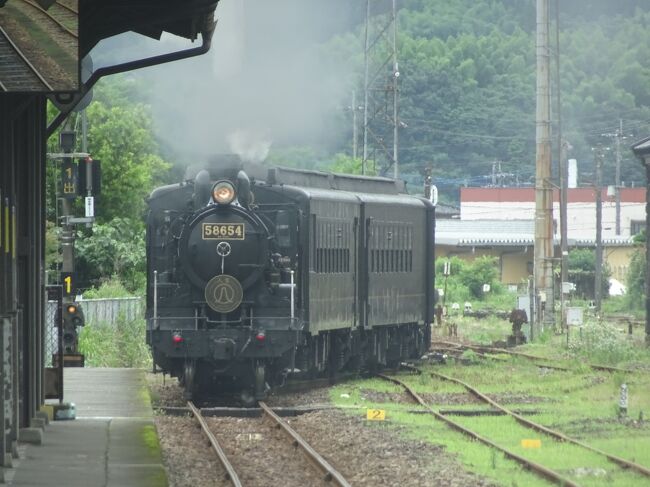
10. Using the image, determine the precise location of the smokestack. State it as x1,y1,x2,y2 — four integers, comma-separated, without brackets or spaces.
568,159,577,188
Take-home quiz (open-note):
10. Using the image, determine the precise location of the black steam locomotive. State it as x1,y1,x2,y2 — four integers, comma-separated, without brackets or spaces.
146,156,435,403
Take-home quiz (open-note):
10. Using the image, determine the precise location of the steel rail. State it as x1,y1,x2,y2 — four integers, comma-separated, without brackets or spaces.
419,366,650,479
0,25,53,91
432,340,634,373
16,0,77,39
376,373,581,487
258,401,352,486
431,342,572,371
55,0,77,15
187,401,242,487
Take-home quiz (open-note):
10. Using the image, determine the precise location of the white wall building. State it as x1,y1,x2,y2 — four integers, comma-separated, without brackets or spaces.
460,187,645,240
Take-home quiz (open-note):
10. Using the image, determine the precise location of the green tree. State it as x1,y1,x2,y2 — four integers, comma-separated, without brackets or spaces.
75,218,146,293
328,153,376,175
436,255,501,301
626,230,646,309
319,2,650,199
46,76,171,290
459,256,500,299
568,248,611,299
86,100,169,224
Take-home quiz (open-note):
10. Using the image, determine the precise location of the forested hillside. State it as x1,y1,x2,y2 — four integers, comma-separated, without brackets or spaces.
44,0,650,290
316,0,650,199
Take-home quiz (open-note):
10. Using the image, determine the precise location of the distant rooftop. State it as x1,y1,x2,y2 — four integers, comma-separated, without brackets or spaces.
437,219,635,247
461,187,645,203
631,136,650,157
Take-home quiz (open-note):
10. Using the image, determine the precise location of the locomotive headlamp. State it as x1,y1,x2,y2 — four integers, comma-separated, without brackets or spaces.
212,181,236,205
67,304,77,314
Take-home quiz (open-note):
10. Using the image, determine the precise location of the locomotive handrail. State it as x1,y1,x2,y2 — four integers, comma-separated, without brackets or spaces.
153,270,158,330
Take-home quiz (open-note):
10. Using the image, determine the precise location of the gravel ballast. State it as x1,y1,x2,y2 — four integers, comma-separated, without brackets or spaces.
151,373,496,487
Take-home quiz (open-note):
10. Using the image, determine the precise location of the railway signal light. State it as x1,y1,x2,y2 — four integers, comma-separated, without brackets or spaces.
62,302,84,353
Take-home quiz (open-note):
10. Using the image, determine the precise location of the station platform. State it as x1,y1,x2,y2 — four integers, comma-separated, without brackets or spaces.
4,368,167,487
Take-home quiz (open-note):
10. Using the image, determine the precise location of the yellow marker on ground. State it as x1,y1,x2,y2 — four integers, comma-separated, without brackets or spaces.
521,439,542,448
366,409,386,421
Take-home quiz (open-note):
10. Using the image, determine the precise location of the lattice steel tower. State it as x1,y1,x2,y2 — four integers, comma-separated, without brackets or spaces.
362,0,400,178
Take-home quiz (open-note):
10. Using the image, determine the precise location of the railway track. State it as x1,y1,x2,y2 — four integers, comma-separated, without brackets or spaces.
0,26,52,91
187,400,351,486
431,340,635,373
405,364,650,480
15,0,78,39
376,372,581,487
55,0,78,15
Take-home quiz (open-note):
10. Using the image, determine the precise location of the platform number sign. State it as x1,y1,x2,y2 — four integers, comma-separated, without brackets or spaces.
61,161,77,199
366,409,386,421
61,272,75,297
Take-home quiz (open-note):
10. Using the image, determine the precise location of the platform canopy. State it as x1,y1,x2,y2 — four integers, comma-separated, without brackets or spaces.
80,0,220,57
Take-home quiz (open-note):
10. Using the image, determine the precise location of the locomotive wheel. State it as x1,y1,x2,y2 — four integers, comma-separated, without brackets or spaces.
183,359,196,400
254,362,266,399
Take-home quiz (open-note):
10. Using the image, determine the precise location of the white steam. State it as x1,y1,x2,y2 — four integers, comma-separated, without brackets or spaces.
227,129,272,163
90,0,358,162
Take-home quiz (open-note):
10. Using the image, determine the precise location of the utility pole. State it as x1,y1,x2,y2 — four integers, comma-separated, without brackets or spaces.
560,140,569,328
391,0,399,180
362,0,370,175
362,0,400,178
534,0,555,329
602,119,628,235
614,119,623,236
352,90,358,159
594,148,604,313
555,0,568,329
615,119,622,235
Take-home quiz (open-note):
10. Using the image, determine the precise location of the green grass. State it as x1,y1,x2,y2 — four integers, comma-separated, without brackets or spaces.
330,347,650,486
78,315,151,368
386,411,551,487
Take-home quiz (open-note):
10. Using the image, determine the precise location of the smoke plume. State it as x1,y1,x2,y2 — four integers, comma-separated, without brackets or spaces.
90,0,359,164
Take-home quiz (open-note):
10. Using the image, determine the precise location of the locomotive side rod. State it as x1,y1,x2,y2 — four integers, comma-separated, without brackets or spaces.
187,401,242,487
258,401,352,487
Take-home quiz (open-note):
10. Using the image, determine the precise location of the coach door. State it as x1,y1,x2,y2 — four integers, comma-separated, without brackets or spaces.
361,196,424,329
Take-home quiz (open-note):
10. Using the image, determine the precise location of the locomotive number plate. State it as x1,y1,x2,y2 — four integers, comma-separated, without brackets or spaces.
202,223,245,240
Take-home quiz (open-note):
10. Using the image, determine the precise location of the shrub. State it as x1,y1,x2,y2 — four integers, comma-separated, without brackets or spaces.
568,320,639,365
79,315,151,368
626,247,645,310
436,255,503,303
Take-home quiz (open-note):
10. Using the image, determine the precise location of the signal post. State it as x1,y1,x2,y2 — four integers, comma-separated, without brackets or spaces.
51,128,100,366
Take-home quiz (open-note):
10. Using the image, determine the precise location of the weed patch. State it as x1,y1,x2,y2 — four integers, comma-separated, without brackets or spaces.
79,315,151,368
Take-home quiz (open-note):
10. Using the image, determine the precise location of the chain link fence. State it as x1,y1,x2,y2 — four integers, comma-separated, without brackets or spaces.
44,297,143,366
45,298,59,368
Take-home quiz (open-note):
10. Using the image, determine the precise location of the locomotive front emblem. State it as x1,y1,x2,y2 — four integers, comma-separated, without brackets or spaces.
205,274,243,313
216,241,231,257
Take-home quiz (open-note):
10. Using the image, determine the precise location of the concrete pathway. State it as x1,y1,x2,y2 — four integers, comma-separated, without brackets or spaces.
3,368,167,487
